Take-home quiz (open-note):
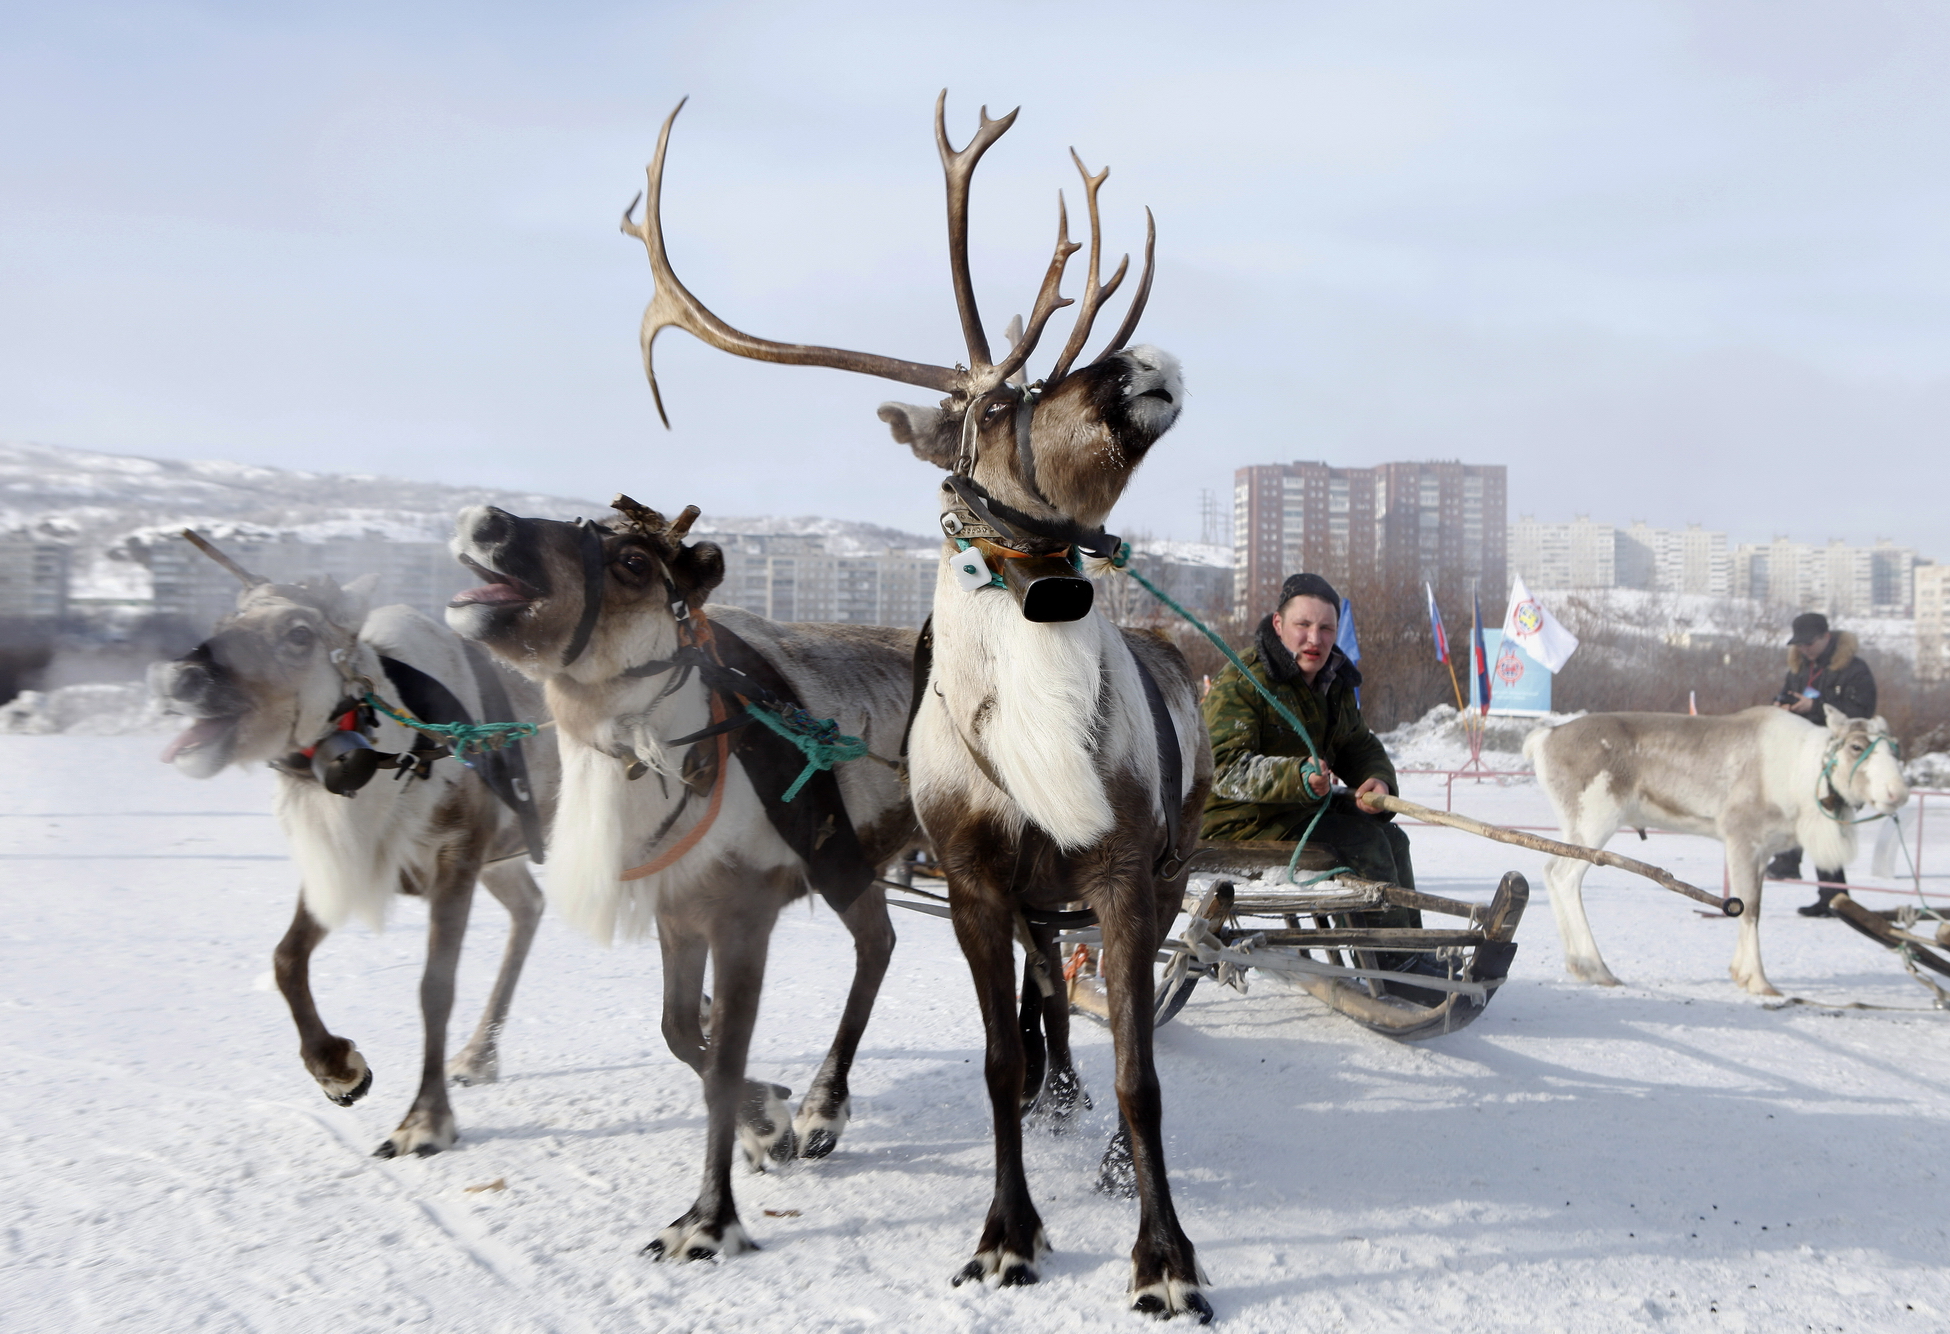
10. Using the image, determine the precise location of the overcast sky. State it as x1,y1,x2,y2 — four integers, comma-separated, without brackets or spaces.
4,1,1945,556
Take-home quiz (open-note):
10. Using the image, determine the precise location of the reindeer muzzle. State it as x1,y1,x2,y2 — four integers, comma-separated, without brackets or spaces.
312,729,383,796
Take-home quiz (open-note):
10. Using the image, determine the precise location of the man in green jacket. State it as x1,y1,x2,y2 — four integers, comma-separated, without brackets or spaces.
1200,572,1414,891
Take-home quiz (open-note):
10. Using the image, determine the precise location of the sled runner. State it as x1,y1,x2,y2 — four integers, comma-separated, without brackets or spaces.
889,839,1528,1043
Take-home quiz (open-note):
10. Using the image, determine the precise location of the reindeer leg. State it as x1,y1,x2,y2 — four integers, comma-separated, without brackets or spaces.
273,895,371,1106
447,861,543,1087
646,895,783,1262
374,858,477,1158
1024,918,1088,1128
795,885,895,1159
1544,814,1623,986
947,869,1047,1289
1725,836,1778,996
1099,876,1209,1323
658,917,710,1076
1018,947,1049,1115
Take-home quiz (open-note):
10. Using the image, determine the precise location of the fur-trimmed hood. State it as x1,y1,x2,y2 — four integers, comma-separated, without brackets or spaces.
1788,630,1858,674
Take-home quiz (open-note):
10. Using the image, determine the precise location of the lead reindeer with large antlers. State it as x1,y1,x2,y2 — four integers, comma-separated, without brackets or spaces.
623,94,1212,1321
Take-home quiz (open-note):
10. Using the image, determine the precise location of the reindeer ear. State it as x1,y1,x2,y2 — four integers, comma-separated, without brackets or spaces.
670,540,725,605
1822,704,1847,732
338,573,380,623
878,402,959,470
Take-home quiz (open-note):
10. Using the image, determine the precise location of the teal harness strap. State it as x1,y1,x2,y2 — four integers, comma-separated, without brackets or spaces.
1816,732,1903,825
742,699,869,802
1110,544,1336,882
363,692,540,755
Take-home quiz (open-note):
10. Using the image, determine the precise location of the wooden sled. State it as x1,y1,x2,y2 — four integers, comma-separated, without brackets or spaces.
1830,892,1950,1007
885,841,1527,1043
1061,841,1527,1042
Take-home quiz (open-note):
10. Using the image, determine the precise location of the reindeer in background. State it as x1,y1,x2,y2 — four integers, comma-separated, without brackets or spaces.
624,95,1211,1321
150,540,556,1159
446,497,916,1263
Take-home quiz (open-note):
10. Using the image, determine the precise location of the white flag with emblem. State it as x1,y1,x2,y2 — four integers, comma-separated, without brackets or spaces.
1501,574,1578,673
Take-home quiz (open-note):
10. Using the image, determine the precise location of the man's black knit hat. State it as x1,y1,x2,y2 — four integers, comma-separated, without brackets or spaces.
1278,572,1342,613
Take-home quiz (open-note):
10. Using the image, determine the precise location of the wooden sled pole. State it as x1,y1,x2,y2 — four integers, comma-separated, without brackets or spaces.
1374,794,1741,917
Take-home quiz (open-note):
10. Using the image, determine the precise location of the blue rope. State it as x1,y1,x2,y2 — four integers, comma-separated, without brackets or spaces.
363,693,539,756
1111,544,1334,883
742,700,868,802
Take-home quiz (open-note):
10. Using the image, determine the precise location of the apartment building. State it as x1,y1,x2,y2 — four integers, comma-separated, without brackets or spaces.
1916,564,1948,682
1733,537,1918,617
0,533,69,620
1234,460,1506,616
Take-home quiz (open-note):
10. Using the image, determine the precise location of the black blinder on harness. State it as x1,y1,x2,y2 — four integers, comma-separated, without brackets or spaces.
560,517,609,668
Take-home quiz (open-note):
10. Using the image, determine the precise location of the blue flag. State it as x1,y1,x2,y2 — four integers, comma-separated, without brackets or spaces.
1337,597,1361,707
1470,587,1493,715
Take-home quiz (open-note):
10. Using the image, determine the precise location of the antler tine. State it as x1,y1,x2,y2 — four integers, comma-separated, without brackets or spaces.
935,89,1021,374
667,504,702,541
181,529,266,587
985,192,1079,389
1090,206,1156,364
624,99,964,428
1046,149,1131,384
1002,315,1027,388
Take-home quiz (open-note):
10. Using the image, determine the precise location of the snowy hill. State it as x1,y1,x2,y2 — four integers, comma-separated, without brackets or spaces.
0,441,935,601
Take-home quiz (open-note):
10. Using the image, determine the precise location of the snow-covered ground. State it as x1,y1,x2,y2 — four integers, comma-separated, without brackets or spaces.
5,735,1948,1333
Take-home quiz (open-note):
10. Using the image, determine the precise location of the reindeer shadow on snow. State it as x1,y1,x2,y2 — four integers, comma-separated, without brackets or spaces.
151,546,557,1158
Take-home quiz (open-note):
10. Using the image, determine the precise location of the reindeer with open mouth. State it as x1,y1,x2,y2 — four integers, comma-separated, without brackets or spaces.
150,539,556,1159
445,496,917,1262
622,95,1212,1321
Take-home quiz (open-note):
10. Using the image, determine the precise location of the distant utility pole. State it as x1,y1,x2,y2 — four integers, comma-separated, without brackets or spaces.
1199,488,1223,549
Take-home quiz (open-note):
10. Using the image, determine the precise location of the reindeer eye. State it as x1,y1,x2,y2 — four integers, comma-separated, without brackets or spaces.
284,625,315,650
619,550,652,576
982,401,1011,425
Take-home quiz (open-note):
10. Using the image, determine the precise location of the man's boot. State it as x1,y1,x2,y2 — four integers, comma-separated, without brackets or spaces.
1798,869,1846,918
1765,849,1802,882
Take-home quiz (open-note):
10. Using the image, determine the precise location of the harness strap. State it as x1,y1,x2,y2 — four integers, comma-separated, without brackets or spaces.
560,518,608,667
900,617,934,759
1129,646,1185,879
620,688,729,881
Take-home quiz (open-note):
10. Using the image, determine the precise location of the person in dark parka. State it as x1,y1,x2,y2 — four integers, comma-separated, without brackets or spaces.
1765,611,1878,915
1200,572,1413,893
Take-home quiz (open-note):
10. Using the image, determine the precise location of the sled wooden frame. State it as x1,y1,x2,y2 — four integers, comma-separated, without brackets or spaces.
887,840,1529,1043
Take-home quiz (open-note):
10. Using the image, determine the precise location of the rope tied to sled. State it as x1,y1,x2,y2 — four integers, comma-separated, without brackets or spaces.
1107,542,1333,883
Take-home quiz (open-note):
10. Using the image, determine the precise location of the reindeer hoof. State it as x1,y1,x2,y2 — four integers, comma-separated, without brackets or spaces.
737,1083,797,1172
793,1093,851,1159
644,1218,754,1263
1132,1278,1214,1323
445,1049,499,1087
312,1045,372,1107
951,1248,1041,1288
1096,1128,1137,1198
373,1109,457,1159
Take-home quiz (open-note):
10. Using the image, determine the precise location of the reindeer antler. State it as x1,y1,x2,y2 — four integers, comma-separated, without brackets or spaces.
623,100,963,427
622,95,1157,427
181,530,266,587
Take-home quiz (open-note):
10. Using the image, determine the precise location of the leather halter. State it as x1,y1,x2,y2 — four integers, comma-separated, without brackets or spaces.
560,518,609,668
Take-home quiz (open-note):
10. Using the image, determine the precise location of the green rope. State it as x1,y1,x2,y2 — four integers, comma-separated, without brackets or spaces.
364,693,540,756
1112,545,1333,883
742,700,868,802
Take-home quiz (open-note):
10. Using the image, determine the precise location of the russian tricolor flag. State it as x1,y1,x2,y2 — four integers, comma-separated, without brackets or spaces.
1425,582,1449,665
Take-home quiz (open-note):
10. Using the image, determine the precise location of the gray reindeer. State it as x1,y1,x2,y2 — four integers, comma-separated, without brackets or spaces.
446,497,915,1261
151,537,556,1158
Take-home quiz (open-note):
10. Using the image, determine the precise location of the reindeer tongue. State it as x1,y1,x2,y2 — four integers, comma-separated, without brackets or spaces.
161,717,230,763
449,580,530,607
